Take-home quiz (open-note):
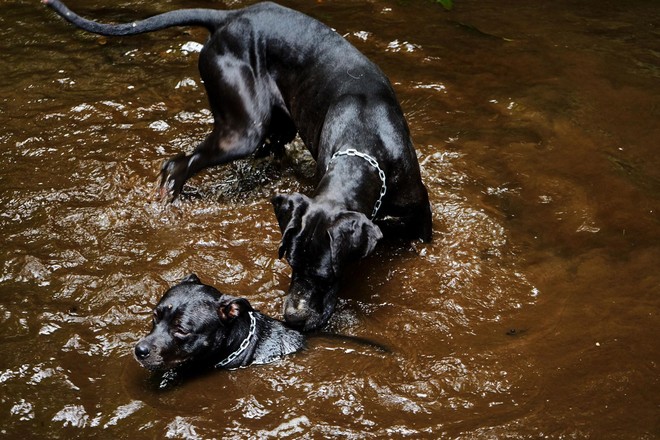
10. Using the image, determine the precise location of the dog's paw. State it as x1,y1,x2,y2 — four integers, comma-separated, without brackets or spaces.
156,152,189,202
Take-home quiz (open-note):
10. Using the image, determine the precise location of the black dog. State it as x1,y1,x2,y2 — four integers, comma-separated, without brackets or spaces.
134,274,305,372
44,1,433,330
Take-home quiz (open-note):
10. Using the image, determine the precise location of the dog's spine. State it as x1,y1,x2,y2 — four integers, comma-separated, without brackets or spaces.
43,0,228,36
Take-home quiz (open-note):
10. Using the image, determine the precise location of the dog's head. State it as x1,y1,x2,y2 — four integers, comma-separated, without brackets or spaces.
133,274,254,371
272,193,382,331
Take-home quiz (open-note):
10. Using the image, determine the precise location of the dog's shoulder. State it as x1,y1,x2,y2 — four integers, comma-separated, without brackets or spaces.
251,312,305,365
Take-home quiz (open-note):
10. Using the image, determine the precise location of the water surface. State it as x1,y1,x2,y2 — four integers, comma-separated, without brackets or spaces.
1,0,658,438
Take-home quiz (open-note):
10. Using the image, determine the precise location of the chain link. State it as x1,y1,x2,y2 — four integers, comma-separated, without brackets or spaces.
215,311,256,368
329,148,387,220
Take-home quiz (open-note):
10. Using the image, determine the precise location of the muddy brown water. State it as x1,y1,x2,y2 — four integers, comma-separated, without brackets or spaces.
1,0,659,438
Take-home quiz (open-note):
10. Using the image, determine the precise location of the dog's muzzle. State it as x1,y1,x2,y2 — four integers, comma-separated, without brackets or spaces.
134,341,151,360
283,276,338,331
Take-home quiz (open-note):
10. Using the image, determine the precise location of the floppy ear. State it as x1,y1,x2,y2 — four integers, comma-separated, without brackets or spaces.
328,212,383,275
217,298,252,323
180,273,201,284
271,193,310,259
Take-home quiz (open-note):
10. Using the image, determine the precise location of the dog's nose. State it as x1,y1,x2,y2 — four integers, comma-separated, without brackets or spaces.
284,300,310,329
134,343,151,360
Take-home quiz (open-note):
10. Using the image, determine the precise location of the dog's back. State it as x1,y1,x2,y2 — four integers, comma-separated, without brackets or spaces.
249,314,306,366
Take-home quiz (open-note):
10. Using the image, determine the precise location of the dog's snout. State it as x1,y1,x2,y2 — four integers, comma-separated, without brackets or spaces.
134,343,151,360
284,297,312,329
284,311,308,329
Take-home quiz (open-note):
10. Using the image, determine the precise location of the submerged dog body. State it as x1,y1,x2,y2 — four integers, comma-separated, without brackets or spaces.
45,0,433,330
134,274,304,371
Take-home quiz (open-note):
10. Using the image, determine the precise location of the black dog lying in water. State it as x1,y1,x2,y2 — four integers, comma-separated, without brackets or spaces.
134,274,305,372
44,0,433,331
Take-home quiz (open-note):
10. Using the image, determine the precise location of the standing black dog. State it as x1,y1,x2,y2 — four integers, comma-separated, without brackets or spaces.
134,274,305,371
44,1,433,330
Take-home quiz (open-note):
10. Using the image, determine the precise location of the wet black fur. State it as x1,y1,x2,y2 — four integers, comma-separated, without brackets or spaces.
134,274,304,372
44,0,433,331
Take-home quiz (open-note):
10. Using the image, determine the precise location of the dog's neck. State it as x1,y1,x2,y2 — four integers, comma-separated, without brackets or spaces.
213,312,304,369
214,311,257,369
316,149,386,220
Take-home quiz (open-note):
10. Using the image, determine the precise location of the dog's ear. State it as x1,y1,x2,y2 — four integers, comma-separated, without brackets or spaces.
328,212,383,275
271,193,310,260
218,298,252,323
180,273,201,284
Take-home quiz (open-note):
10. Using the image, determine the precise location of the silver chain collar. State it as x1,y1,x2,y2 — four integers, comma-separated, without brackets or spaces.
215,311,256,368
328,149,387,220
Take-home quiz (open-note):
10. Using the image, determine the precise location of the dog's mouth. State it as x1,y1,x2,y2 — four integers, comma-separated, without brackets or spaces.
133,340,189,372
135,354,189,373
134,352,180,372
135,359,170,371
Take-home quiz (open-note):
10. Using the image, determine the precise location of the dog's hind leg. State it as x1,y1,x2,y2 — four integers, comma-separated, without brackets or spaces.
157,39,276,201
254,106,297,159
157,121,265,201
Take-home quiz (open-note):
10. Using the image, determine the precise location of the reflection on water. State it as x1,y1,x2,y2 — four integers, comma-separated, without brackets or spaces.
1,0,658,438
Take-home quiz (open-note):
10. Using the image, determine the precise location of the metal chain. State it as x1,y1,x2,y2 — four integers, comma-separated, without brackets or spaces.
329,148,387,220
215,311,256,368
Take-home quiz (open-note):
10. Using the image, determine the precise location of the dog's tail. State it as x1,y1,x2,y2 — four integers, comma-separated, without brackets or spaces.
315,332,391,354
43,0,229,36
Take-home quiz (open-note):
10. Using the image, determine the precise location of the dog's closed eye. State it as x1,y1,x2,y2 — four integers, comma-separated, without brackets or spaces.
173,328,190,339
170,315,191,339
